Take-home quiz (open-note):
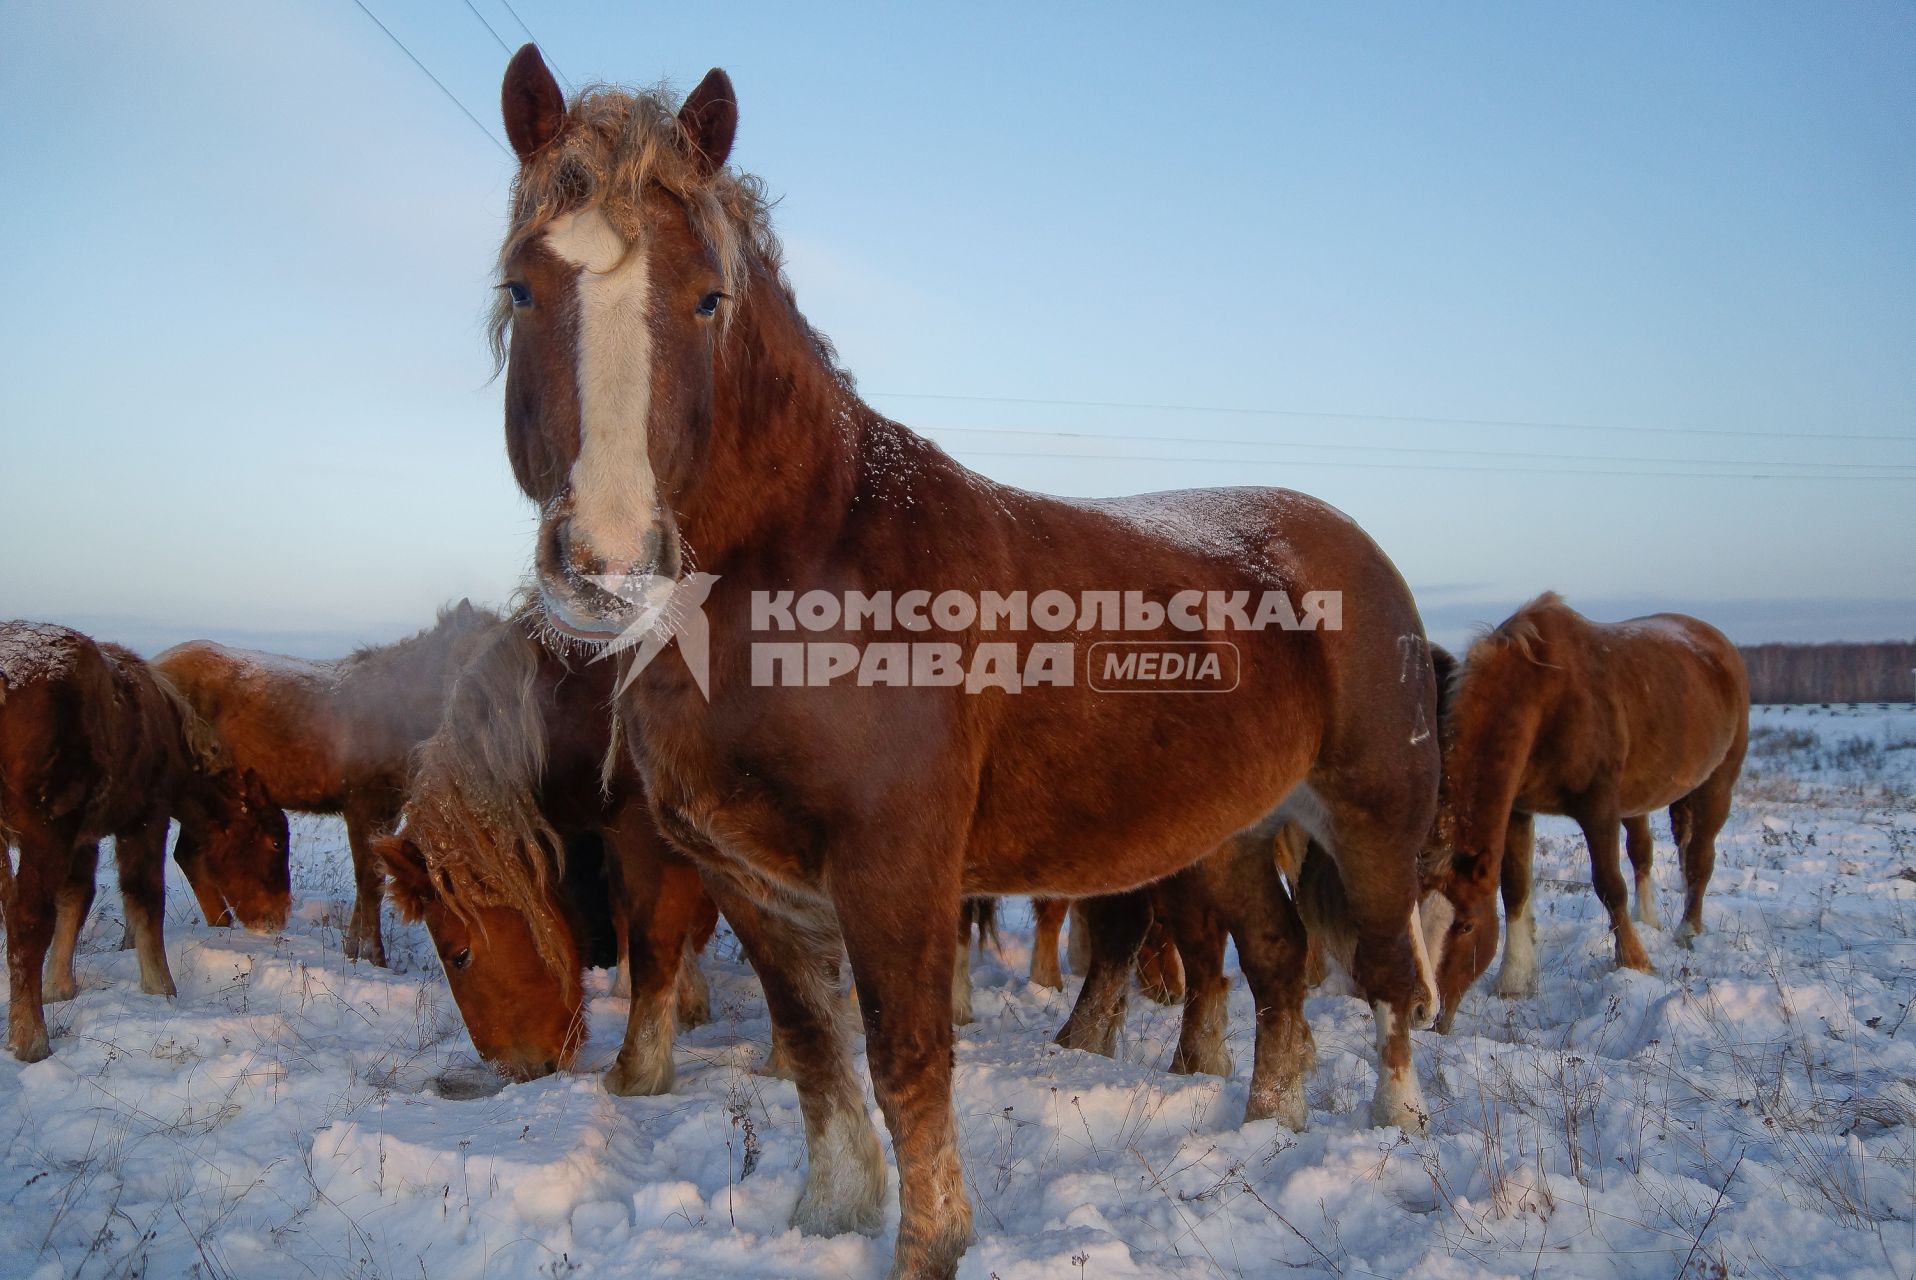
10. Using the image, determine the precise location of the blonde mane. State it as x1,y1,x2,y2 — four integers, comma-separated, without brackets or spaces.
490,81,785,368
401,610,574,981
1462,590,1569,674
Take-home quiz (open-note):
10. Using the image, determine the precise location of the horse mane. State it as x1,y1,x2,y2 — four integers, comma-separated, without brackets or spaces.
401,608,574,981
340,601,499,682
489,80,853,387
133,651,232,777
1462,591,1571,674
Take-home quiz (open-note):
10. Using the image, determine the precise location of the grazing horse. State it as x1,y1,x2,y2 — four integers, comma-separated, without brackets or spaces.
1420,594,1749,1031
374,615,717,1091
155,600,496,965
492,48,1437,1278
0,622,289,1061
1052,818,1330,1079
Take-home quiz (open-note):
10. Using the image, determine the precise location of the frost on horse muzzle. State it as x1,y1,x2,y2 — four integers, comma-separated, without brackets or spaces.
536,491,682,641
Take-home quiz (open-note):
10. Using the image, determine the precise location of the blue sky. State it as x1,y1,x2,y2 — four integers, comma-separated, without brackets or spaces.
2,2,1911,655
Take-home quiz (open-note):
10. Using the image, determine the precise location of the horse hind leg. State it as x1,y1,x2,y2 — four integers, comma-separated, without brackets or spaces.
1623,814,1661,929
1054,890,1150,1058
43,841,100,1003
1493,813,1540,997
6,819,76,1060
1157,867,1232,1079
1305,789,1435,1134
1672,760,1736,947
115,819,177,997
1193,837,1314,1129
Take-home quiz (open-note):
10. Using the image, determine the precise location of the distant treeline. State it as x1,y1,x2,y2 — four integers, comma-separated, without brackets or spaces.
1738,641,1916,704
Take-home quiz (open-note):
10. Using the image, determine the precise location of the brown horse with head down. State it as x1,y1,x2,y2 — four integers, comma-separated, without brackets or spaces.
1420,594,1749,1032
0,622,289,1061
491,48,1438,1278
374,613,717,1090
155,601,496,966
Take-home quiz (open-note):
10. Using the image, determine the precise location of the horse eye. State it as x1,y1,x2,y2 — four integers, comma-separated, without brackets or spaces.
696,291,725,317
451,948,473,970
505,282,533,308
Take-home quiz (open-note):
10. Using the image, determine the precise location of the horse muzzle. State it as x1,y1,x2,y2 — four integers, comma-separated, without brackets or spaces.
535,494,681,640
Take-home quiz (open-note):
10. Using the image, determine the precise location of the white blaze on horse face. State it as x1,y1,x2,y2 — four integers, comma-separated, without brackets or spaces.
1417,890,1455,980
543,208,663,575
1406,900,1439,1027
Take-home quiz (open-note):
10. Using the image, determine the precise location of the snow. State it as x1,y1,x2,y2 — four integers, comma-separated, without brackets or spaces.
3,705,1914,1278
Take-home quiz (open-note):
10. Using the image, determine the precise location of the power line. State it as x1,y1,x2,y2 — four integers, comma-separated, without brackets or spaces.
348,0,509,156
938,444,1916,483
459,0,514,56
496,0,573,91
874,391,1915,447
923,425,1916,475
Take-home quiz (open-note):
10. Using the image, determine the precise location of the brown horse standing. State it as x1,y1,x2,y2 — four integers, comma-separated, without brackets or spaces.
374,615,717,1091
0,622,289,1061
155,601,496,966
1421,594,1749,1031
492,50,1437,1278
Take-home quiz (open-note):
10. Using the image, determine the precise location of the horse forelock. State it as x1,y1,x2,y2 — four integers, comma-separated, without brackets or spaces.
404,619,576,985
490,83,784,372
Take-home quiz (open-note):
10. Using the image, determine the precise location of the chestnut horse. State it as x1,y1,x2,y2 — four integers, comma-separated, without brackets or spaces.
0,622,289,1061
1421,594,1748,1031
492,49,1437,1278
155,600,496,965
374,614,717,1091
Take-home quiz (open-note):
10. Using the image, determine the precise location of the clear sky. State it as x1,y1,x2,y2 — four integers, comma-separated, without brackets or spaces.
3,2,1911,655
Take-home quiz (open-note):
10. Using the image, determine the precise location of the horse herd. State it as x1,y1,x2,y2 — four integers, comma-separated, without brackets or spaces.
0,44,1752,1279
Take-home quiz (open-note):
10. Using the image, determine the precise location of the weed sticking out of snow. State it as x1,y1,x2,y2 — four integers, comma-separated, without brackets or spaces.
2,709,1914,1277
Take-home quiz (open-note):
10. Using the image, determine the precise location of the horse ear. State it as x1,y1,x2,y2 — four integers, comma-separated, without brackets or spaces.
502,44,567,162
455,598,476,622
374,835,433,921
677,68,737,177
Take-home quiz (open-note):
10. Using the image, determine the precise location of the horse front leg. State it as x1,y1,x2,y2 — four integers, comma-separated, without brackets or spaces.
1493,812,1539,997
1053,889,1150,1058
1623,813,1660,929
706,872,886,1239
341,795,393,966
1028,897,1067,989
114,817,176,998
835,845,972,1280
1580,805,1652,973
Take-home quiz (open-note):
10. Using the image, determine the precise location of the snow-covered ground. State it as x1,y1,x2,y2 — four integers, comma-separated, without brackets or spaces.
3,704,1913,1279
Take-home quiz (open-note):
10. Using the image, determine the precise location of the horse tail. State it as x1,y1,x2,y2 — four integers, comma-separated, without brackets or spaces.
1289,837,1358,984
961,896,1000,958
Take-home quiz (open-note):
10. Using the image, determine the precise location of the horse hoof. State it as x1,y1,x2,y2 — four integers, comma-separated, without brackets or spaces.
43,979,78,1004
1372,1092,1431,1136
603,1057,673,1097
1244,1085,1308,1132
141,976,178,998
757,1045,799,1082
343,933,388,968
1674,922,1704,949
11,1032,52,1063
1492,974,1536,1000
1169,1047,1233,1079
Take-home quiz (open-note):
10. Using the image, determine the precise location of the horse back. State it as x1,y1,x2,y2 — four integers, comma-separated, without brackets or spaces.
1,624,189,838
153,640,347,811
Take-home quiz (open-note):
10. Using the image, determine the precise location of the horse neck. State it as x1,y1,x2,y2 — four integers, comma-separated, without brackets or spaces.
681,257,873,566
1440,662,1545,869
